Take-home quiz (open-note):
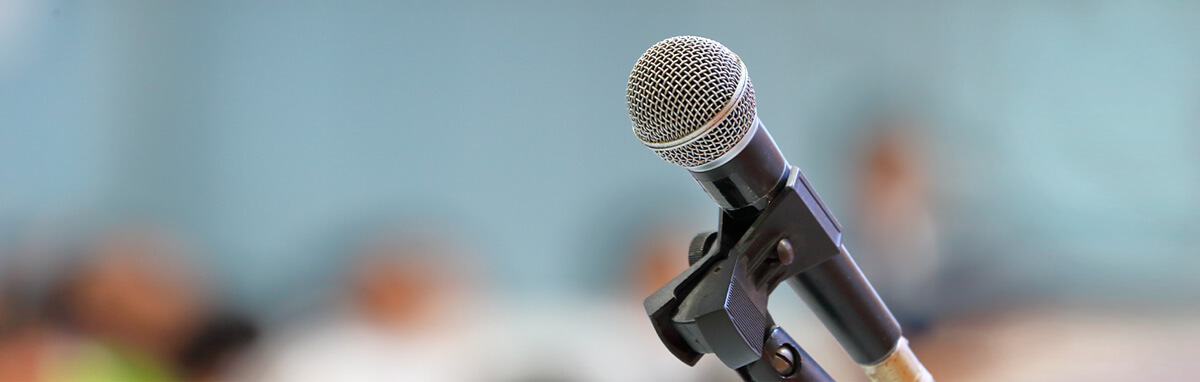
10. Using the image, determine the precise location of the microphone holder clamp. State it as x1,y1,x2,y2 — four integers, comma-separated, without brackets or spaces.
644,166,844,381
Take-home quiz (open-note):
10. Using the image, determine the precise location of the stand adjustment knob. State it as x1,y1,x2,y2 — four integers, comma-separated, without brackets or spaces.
688,231,718,265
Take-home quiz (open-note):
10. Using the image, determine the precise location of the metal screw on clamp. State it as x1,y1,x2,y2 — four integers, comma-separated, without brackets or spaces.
775,238,794,265
771,343,798,376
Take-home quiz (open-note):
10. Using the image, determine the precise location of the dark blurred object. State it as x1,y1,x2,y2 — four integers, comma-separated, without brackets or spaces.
176,312,259,381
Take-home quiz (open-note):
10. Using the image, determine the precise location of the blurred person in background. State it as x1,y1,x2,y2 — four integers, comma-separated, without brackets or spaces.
852,116,944,332
256,226,484,382
45,225,257,381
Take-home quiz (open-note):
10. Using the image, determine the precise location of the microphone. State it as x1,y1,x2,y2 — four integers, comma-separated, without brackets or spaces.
627,36,931,381
626,36,784,216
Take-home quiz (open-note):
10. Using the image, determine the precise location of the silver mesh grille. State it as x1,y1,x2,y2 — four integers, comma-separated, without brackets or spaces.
626,36,757,168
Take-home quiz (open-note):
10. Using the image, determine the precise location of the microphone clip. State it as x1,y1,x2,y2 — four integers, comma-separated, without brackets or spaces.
643,166,843,381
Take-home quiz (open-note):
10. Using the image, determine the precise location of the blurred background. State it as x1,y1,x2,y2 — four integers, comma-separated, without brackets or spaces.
2,1,1199,381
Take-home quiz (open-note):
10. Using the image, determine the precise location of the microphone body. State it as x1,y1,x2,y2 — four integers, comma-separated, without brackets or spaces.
693,115,901,366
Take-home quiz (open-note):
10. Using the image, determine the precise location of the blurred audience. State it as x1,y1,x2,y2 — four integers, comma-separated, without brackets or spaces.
0,165,1192,382
0,224,261,382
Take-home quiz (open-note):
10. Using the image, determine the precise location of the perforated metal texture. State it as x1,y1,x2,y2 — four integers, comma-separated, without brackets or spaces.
654,83,755,168
626,36,758,168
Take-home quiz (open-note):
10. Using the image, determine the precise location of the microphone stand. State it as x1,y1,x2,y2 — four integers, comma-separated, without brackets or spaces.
643,166,928,381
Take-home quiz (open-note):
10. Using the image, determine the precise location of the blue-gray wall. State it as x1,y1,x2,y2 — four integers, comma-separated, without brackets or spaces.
3,1,1198,312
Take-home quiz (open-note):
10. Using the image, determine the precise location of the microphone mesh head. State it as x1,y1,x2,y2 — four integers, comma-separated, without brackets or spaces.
626,36,757,168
